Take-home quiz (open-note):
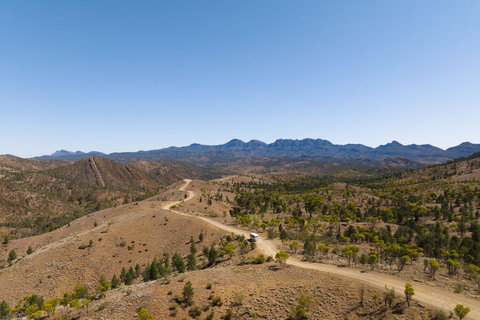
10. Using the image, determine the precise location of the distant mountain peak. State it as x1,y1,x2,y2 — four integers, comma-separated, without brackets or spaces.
51,150,75,157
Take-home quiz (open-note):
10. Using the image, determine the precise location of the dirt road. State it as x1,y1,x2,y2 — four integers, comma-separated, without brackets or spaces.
164,180,479,318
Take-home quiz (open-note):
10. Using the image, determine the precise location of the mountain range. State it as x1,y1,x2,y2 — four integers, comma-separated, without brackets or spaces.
37,139,480,165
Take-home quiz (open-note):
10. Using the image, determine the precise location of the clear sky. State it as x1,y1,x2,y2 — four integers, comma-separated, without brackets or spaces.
1,1,479,158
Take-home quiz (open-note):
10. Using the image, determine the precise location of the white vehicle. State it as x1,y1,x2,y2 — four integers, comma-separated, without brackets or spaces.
250,233,260,242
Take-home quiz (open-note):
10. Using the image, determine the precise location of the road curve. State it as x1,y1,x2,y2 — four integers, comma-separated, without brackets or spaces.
164,179,479,318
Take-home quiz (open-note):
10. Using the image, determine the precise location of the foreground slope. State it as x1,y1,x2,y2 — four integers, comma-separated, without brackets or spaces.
0,183,225,305
0,180,436,319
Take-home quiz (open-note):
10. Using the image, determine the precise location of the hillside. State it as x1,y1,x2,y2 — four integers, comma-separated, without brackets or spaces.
0,156,204,238
0,183,438,320
48,156,160,192
0,155,66,173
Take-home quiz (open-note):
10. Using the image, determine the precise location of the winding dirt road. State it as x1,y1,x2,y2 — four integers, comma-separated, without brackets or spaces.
164,180,479,318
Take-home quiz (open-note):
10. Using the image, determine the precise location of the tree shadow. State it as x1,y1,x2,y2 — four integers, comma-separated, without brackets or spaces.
268,265,282,271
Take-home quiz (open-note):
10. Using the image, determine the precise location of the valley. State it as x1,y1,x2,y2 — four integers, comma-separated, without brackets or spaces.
0,151,479,319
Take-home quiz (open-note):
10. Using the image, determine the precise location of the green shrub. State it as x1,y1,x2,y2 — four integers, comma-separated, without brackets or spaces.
188,306,202,318
97,301,109,311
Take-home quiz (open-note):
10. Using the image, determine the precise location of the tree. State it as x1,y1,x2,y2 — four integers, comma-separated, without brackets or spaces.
8,249,16,261
404,283,414,307
199,231,204,242
290,294,311,319
83,299,90,314
42,299,58,317
120,267,127,282
368,251,379,270
454,304,470,320
138,307,153,320
208,246,218,266
383,286,395,309
298,294,312,311
304,194,321,220
111,274,120,289
183,281,194,306
318,244,330,260
187,253,197,271
27,246,34,255
190,242,197,255
289,241,300,254
125,268,135,285
172,252,186,273
60,292,71,315
69,299,81,311
73,285,88,299
135,264,142,277
398,256,409,272
224,243,236,259
429,259,440,280
0,300,10,320
446,259,461,277
275,251,290,268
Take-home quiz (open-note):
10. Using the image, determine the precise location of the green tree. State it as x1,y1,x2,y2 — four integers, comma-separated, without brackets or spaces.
208,246,218,266
27,246,34,255
183,281,195,306
125,268,135,285
224,243,236,259
398,256,409,272
111,274,120,289
446,259,461,277
429,259,440,280
454,304,470,320
69,299,81,310
187,253,197,271
138,307,153,320
289,241,300,254
0,300,10,320
60,292,71,311
83,299,90,314
135,263,142,277
304,194,321,220
120,267,127,282
72,285,88,299
368,251,379,270
290,294,311,319
8,249,16,261
42,299,58,317
190,242,197,255
298,294,312,311
275,251,290,268
404,283,414,307
172,252,186,273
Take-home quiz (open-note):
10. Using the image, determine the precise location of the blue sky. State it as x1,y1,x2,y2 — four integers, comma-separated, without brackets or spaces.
1,1,479,158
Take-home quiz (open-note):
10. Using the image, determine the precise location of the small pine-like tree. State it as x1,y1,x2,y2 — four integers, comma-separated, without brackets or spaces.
120,267,127,282
111,274,120,289
208,246,218,266
172,252,186,273
183,281,194,306
0,300,10,319
187,253,197,271
125,267,135,285
27,246,34,255
8,249,16,261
